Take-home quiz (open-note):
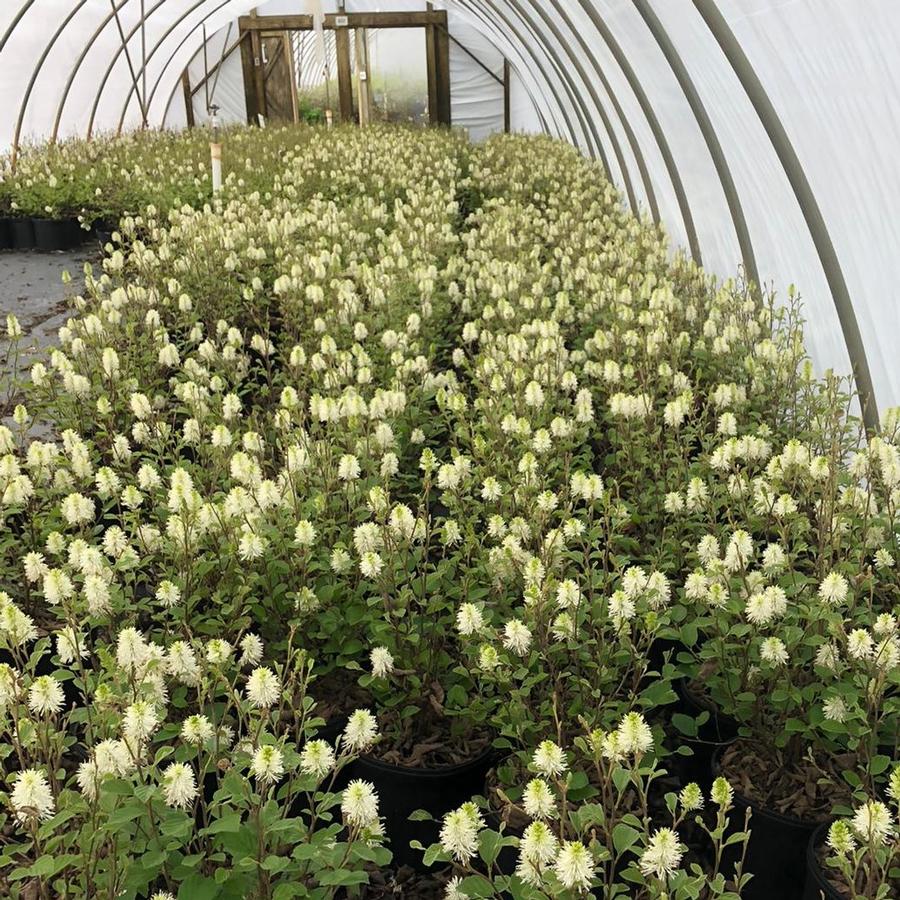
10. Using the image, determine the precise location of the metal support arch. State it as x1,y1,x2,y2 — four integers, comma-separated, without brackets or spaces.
633,0,760,292
694,0,878,433
542,0,660,224
455,0,604,176
510,0,646,217
574,0,703,265
116,0,233,134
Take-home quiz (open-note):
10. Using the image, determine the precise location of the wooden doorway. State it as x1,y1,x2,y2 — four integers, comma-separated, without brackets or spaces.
260,32,299,123
238,11,450,127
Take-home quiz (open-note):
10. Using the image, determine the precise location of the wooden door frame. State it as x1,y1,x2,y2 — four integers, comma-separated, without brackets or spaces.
238,10,450,126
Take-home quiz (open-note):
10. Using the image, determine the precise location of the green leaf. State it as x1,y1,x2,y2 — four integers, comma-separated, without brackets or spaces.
612,822,641,854
203,813,244,835
177,874,222,900
478,829,502,867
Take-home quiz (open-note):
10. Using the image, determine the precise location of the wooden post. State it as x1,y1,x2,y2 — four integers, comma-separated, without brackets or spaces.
335,26,354,122
425,25,438,125
434,21,451,126
503,59,510,133
283,31,300,123
248,10,267,124
182,71,195,127
239,27,259,124
355,27,372,126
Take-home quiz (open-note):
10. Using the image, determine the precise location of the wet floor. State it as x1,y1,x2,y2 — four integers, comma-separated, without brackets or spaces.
0,248,93,437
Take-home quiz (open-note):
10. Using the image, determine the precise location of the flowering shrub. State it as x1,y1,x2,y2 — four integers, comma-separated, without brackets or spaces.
821,772,900,898
426,725,750,898
0,122,896,897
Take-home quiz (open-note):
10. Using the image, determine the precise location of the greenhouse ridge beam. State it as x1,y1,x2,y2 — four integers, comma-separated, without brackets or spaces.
236,12,447,30
694,0,879,434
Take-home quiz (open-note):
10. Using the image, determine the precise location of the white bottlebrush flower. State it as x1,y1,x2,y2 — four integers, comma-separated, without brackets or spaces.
337,454,361,481
122,700,159,744
639,827,685,879
161,762,197,809
370,646,394,678
294,519,317,547
823,696,848,723
516,820,558,885
553,841,595,893
710,777,734,808
359,551,384,579
251,745,285,784
818,571,849,607
724,530,753,571
847,629,874,660
760,636,789,665
532,740,567,778
439,804,482,864
523,778,556,819
56,627,88,664
502,619,532,655
456,602,485,635
827,820,856,855
28,675,65,716
618,712,654,756
342,779,379,827
300,739,336,779
246,667,280,709
851,800,894,844
239,633,264,667
155,580,181,608
342,709,378,752
10,769,55,823
679,783,704,811
205,639,233,666
181,714,214,745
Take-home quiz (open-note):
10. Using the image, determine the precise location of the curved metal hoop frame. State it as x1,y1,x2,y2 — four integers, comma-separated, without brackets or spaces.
0,0,876,426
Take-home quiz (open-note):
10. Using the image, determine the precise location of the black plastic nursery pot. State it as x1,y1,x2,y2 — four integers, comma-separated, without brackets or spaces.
672,679,738,789
802,822,843,900
11,217,35,249
0,218,11,249
348,748,495,871
32,217,83,251
712,745,821,900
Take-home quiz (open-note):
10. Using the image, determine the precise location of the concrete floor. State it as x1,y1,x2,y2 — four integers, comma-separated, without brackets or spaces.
0,248,93,436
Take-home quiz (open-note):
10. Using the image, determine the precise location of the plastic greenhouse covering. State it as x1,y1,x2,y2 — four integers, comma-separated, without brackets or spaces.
2,0,899,430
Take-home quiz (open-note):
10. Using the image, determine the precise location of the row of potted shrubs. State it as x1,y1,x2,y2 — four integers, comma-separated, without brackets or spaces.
0,215,113,252
0,123,896,898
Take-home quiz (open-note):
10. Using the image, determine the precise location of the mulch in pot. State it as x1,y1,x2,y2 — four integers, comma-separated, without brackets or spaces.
803,821,900,900
714,741,854,900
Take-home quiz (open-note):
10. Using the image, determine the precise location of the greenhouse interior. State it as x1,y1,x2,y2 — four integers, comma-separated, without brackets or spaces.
0,1,899,898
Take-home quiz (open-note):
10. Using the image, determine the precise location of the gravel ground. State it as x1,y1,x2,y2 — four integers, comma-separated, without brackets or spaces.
0,247,94,436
